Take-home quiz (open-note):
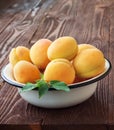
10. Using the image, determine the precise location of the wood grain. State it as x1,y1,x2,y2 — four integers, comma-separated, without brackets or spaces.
0,0,114,130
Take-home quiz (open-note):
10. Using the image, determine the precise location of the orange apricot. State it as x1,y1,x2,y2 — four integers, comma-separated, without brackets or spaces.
44,58,75,84
30,39,52,69
47,36,78,61
73,48,105,79
9,46,31,66
13,60,40,83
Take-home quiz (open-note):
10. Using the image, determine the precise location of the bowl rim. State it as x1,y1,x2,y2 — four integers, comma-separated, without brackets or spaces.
1,58,112,91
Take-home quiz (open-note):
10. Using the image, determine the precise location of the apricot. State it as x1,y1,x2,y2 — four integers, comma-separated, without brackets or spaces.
13,60,40,83
47,36,78,61
44,58,75,84
78,44,96,53
30,39,52,69
9,46,31,66
73,48,105,79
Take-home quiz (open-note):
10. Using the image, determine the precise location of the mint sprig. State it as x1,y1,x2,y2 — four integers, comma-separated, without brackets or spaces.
20,79,70,98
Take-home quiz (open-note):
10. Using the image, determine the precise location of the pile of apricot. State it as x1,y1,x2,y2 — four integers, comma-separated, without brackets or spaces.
9,36,105,84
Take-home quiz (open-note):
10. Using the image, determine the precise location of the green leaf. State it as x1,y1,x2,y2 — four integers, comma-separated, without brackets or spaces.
20,83,37,92
37,80,49,98
20,79,70,98
49,80,70,92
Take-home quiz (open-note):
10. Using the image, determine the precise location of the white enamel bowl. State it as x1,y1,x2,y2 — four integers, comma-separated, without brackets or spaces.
1,59,111,108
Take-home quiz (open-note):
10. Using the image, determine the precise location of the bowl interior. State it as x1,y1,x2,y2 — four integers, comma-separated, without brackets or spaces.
1,59,111,89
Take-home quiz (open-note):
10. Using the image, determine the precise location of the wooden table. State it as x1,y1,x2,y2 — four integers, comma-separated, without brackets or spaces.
0,0,114,130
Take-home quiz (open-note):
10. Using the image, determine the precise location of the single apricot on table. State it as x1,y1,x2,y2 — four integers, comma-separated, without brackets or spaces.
30,39,52,69
9,46,31,66
13,60,40,83
73,48,105,79
47,36,78,61
44,58,75,84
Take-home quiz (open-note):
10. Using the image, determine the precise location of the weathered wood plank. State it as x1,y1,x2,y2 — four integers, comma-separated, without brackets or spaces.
108,3,114,126
0,124,41,130
0,85,40,124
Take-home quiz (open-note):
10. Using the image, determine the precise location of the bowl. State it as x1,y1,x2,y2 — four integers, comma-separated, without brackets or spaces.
1,59,111,108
